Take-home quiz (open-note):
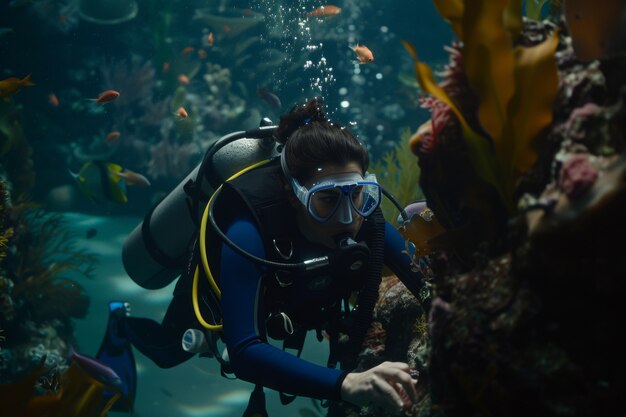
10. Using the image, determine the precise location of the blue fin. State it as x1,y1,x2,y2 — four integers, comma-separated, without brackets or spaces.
96,301,137,413
242,385,269,417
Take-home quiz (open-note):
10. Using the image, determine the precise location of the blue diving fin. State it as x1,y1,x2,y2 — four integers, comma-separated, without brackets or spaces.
96,301,137,413
242,384,269,417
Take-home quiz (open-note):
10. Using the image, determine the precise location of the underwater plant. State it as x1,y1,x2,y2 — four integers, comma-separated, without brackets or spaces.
0,355,120,417
395,1,626,416
8,207,95,323
369,130,424,222
405,0,560,213
0,172,96,380
0,182,13,264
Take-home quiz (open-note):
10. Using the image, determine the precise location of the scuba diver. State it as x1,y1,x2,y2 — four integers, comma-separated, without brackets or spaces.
96,98,431,416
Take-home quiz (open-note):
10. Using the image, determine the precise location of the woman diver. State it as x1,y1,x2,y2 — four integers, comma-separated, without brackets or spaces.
96,98,430,416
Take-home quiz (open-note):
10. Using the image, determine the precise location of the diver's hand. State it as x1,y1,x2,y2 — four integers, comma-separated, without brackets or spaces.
340,361,418,414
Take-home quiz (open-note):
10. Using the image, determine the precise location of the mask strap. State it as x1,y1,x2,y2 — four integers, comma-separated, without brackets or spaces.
280,149,293,183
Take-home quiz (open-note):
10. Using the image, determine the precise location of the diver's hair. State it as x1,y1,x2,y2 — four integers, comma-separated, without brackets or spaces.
275,97,369,182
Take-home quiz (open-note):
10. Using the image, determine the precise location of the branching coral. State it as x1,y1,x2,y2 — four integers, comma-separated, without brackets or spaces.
100,58,156,112
146,119,202,182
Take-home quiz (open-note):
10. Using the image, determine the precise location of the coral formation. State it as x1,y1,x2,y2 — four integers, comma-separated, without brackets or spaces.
328,274,432,417
400,2,626,416
0,174,96,382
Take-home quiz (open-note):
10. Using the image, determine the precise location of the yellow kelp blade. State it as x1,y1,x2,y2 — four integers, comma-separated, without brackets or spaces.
499,30,560,194
564,0,624,60
432,0,464,40
462,0,516,149
402,39,505,206
0,358,48,417
504,0,523,40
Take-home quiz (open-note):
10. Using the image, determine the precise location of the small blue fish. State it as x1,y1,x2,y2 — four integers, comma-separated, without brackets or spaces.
70,346,122,388
69,160,128,204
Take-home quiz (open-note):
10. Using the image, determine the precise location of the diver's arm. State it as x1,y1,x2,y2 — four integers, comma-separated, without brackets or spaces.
383,221,429,304
220,214,347,400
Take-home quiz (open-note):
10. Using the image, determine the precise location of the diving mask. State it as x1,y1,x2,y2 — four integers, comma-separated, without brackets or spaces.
281,151,382,224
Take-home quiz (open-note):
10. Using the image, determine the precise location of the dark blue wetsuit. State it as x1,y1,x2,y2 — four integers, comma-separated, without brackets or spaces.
220,212,425,401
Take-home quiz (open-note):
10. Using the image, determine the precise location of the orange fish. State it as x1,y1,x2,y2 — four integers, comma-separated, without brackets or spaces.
91,89,120,104
223,24,231,32
176,107,188,119
48,92,59,107
0,74,34,102
307,5,341,17
350,43,374,64
181,46,194,56
207,32,214,47
115,169,151,187
197,49,207,59
178,74,190,85
105,131,121,143
162,62,170,73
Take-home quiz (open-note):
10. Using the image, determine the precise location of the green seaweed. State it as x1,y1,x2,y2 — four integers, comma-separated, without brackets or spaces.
369,130,424,222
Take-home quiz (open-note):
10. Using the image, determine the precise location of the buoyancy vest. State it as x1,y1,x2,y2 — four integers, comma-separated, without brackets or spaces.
205,158,386,372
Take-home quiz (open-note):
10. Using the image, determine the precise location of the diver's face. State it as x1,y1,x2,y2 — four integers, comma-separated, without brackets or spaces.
296,162,365,248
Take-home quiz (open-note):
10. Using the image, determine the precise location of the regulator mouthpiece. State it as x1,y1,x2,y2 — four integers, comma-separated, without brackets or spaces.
333,234,370,274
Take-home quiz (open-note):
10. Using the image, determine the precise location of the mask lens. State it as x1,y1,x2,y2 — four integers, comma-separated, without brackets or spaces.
350,183,380,216
309,187,342,221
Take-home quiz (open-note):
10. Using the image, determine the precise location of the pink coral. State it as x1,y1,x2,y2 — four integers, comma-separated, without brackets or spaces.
564,102,602,141
418,97,453,154
558,154,599,199
437,41,466,97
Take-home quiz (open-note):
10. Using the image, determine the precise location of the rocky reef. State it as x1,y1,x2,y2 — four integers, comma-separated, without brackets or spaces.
389,2,626,416
0,112,97,385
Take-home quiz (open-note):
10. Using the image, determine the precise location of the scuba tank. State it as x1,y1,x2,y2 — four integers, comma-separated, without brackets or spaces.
122,119,279,289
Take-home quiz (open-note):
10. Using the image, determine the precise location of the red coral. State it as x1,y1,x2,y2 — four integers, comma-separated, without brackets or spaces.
558,154,599,199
